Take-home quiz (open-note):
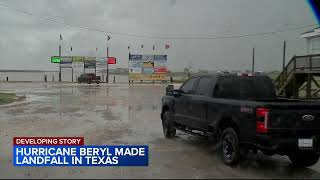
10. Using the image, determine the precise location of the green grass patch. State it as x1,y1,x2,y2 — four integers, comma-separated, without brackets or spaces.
0,93,16,105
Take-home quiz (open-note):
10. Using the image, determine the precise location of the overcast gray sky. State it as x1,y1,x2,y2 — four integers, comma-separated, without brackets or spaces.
0,0,317,72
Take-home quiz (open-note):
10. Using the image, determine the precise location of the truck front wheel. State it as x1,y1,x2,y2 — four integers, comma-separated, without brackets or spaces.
162,111,176,138
289,151,320,167
221,128,241,166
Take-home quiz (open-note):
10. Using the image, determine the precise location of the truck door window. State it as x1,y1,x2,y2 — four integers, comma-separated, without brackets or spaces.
180,78,197,94
239,77,276,99
213,76,276,99
195,77,212,96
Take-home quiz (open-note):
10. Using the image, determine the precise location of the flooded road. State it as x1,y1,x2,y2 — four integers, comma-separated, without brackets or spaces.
0,82,320,178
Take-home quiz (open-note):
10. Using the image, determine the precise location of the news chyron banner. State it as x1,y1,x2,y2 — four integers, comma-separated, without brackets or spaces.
129,54,167,81
13,137,148,166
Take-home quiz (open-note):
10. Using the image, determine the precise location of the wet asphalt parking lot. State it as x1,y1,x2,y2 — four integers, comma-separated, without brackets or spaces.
1,82,320,179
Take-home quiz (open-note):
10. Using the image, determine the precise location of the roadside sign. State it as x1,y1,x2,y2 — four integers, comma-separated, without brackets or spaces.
51,56,61,63
60,64,73,68
96,57,107,65
72,56,84,63
84,62,96,68
108,57,116,64
60,56,72,64
128,54,167,81
60,56,72,68
84,57,96,69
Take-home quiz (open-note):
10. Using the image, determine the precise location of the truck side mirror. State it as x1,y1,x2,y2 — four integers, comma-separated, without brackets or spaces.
166,85,174,94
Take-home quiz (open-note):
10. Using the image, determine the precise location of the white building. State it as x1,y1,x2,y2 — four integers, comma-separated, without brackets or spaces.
300,27,320,54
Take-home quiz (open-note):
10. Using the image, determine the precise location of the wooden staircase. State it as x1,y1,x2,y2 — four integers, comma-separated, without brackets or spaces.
273,54,320,99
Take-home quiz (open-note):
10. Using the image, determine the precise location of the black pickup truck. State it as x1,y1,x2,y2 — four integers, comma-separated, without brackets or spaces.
78,73,101,84
161,73,320,167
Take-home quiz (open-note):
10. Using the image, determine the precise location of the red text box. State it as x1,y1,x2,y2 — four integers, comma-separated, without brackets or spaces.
13,137,84,146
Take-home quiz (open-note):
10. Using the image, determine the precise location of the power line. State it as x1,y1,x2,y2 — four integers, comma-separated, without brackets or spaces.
0,1,317,40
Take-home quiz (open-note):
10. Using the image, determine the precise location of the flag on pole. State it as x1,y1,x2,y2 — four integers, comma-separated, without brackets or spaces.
152,45,155,51
70,46,72,51
165,44,170,49
60,34,63,40
107,35,111,41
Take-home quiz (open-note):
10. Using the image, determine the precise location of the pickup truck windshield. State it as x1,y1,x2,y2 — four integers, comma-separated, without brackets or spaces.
214,76,276,99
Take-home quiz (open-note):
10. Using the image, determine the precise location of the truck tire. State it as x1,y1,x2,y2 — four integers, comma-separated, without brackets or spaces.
289,151,320,167
161,111,176,138
221,128,241,166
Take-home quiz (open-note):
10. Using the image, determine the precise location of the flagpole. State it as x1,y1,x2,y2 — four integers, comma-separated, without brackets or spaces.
95,47,97,75
128,46,130,84
153,44,155,84
141,44,144,84
107,46,109,83
59,34,62,82
106,35,110,83
71,45,73,82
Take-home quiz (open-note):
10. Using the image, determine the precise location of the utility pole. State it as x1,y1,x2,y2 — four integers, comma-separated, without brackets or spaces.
282,41,287,85
283,41,286,71
252,48,255,73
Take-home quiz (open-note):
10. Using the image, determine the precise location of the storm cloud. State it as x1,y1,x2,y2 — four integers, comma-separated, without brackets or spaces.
0,0,317,72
